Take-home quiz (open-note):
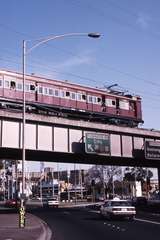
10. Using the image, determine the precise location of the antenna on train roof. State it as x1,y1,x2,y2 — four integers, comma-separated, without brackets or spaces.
107,83,118,89
104,83,128,96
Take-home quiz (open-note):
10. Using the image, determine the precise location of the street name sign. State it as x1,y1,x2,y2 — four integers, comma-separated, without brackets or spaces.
145,141,160,160
85,132,110,155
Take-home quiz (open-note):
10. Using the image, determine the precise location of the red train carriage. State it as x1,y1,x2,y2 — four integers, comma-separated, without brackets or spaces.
0,70,143,127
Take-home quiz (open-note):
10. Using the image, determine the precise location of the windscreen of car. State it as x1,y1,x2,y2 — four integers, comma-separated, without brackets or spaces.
111,201,131,207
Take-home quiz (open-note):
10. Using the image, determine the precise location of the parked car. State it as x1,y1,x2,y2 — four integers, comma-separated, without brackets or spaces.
5,198,20,208
100,198,136,220
132,196,147,207
46,196,59,208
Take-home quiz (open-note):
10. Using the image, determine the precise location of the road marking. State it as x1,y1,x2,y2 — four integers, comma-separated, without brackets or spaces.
104,223,125,232
121,228,126,232
63,211,70,215
89,210,99,213
89,209,160,226
135,218,160,225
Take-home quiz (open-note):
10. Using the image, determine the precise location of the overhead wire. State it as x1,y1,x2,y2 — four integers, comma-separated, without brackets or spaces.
0,4,159,105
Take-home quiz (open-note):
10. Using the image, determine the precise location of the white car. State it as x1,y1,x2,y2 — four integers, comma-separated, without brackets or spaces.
47,196,59,208
100,198,136,220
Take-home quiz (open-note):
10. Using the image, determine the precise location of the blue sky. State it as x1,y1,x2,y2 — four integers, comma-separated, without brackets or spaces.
0,0,160,172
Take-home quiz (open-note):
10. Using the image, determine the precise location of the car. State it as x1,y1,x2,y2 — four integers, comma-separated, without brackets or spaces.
100,198,136,220
132,196,147,207
46,196,59,208
5,198,20,208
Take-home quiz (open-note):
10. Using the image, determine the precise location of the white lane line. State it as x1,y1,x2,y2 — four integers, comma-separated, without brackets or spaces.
89,210,99,213
135,218,160,225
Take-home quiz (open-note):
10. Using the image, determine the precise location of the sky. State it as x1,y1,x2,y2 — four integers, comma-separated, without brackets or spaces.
0,0,160,173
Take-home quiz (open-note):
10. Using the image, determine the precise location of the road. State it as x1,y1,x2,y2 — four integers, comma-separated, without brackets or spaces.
31,207,160,240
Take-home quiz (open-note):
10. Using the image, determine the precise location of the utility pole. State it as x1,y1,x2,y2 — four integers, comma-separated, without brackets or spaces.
67,170,70,202
74,164,77,204
102,166,106,201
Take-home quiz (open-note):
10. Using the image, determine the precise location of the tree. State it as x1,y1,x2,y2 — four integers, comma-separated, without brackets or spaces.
123,167,153,197
84,165,122,198
124,167,153,183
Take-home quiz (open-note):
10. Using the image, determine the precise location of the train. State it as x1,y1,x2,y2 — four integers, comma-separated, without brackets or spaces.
0,69,143,127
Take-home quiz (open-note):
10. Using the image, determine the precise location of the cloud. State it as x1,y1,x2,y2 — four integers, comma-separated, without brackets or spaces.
54,51,95,70
29,50,97,81
136,13,150,29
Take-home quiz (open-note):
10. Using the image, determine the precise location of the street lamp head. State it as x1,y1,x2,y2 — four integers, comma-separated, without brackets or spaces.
88,32,101,38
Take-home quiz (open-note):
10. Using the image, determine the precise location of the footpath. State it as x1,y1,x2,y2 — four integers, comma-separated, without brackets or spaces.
0,212,52,240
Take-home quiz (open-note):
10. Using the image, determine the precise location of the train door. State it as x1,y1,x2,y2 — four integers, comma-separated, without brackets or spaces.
129,101,137,118
0,76,3,97
101,95,106,112
35,82,38,102
116,98,120,114
87,94,93,112
36,84,44,104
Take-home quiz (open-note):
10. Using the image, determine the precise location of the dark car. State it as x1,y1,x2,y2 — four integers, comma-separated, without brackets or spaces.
132,197,147,207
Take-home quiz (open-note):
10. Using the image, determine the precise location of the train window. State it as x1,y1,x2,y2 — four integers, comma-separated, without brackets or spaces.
129,101,135,111
97,97,101,103
82,94,86,100
61,90,65,98
30,84,35,91
49,88,53,95
17,83,22,91
77,93,81,100
66,91,70,97
44,87,48,95
55,89,59,97
38,86,43,94
71,92,76,100
105,98,116,107
92,96,97,104
10,81,16,89
5,80,10,89
88,95,92,103
0,79,3,87
119,100,129,110
25,84,30,92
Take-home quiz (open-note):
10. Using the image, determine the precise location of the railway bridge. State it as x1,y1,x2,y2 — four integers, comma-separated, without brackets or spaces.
1,108,160,192
0,109,160,169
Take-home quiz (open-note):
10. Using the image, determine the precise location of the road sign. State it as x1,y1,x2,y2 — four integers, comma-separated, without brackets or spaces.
145,141,160,160
85,132,110,155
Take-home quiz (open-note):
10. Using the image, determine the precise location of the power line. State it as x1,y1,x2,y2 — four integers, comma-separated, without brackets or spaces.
72,0,160,41
0,12,159,98
0,13,159,89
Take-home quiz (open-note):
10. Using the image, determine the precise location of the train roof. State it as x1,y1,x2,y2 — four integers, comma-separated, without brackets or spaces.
0,69,141,101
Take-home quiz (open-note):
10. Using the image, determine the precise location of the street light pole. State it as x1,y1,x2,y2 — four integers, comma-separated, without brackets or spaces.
21,32,100,226
22,40,26,200
19,40,27,228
